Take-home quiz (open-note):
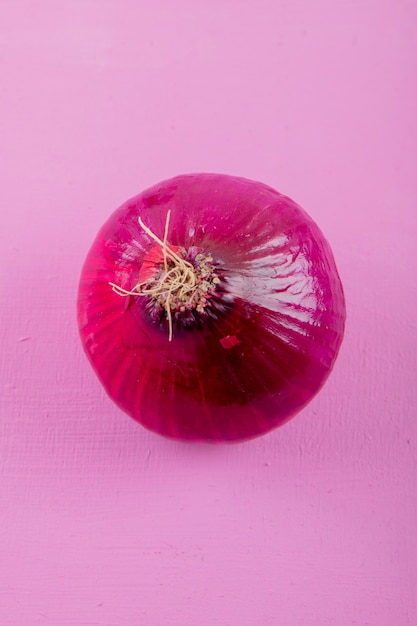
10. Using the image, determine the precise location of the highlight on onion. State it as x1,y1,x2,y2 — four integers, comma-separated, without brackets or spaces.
77,173,346,442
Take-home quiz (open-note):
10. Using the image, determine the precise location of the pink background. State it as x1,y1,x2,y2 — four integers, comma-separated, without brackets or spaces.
1,1,416,624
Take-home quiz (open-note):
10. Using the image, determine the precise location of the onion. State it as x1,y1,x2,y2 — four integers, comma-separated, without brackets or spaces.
77,173,346,442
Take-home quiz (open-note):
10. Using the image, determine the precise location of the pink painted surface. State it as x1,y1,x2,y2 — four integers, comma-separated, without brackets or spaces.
1,0,416,624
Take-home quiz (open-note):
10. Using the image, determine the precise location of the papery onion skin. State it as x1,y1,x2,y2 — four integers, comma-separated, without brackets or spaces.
77,173,346,442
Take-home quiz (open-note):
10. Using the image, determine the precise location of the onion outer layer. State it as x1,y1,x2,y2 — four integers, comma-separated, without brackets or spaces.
77,173,346,442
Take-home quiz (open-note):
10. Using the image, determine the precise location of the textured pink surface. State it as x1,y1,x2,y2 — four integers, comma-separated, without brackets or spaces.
1,1,416,624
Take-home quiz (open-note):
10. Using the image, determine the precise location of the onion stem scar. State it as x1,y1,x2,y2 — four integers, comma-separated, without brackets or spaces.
109,211,219,342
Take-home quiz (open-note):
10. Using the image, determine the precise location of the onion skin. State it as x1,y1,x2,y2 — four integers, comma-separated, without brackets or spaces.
77,173,346,442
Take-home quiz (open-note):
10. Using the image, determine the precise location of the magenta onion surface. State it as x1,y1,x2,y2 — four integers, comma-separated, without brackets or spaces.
77,173,346,442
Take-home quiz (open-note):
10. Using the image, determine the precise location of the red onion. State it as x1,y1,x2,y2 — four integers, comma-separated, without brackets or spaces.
77,174,346,442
